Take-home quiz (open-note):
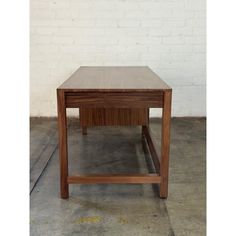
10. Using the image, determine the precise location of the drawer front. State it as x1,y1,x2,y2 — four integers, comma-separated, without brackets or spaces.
80,108,149,126
65,92,164,108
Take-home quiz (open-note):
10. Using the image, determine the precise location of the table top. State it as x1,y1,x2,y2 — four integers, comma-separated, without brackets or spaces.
58,66,171,92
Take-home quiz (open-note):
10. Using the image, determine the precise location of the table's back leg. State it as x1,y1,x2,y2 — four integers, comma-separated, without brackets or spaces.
57,90,69,199
142,108,149,135
82,126,87,135
160,90,172,198
79,108,88,135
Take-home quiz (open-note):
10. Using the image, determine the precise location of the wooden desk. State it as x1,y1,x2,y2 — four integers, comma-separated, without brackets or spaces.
57,66,172,199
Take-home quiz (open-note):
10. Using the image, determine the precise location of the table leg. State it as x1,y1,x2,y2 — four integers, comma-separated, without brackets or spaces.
82,126,87,135
57,90,69,199
142,108,150,135
160,90,172,198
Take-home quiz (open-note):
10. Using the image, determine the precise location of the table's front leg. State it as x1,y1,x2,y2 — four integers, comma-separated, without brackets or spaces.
57,89,69,199
160,90,172,198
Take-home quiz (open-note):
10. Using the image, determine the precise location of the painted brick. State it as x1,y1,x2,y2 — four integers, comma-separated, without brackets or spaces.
31,0,206,117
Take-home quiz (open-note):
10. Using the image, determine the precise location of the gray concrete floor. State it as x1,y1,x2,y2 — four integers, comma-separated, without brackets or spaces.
30,117,206,236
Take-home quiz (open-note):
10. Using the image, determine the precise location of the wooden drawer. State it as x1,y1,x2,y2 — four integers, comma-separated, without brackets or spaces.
80,108,149,126
65,92,164,108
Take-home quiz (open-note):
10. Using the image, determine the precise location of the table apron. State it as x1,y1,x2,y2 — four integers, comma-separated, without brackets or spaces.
65,92,164,108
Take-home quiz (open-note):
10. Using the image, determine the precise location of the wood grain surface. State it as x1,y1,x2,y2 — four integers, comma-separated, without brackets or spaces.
57,66,172,199
80,108,149,126
58,66,171,92
65,91,164,108
67,174,161,184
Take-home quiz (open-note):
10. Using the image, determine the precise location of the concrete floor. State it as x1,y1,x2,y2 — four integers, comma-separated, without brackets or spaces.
30,117,206,236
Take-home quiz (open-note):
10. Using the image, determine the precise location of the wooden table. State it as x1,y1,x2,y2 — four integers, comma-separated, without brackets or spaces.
57,66,172,199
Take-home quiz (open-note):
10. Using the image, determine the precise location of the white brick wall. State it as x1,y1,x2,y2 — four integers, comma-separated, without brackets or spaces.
30,0,206,117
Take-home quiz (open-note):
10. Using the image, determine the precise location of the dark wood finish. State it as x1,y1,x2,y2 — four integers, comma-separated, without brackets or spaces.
159,91,172,198
59,66,171,92
57,90,69,199
65,92,164,108
57,66,172,199
68,174,161,184
82,126,87,135
80,108,148,126
147,108,150,126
